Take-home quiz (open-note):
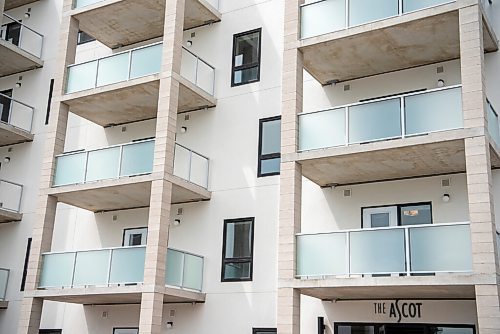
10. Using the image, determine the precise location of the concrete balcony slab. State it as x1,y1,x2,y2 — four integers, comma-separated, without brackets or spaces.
4,0,39,10
0,208,22,224
0,122,33,147
0,39,42,77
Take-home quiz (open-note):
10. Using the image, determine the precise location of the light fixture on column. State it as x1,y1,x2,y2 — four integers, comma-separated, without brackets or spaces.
3,157,10,164
186,40,193,47
442,193,451,202
180,126,187,133
173,219,181,226
437,79,445,88
24,8,31,19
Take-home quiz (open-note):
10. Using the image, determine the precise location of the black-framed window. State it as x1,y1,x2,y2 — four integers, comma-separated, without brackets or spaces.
253,328,277,334
113,328,138,334
232,28,262,86
20,238,32,291
222,217,254,282
2,20,22,46
361,202,433,228
258,116,281,177
39,330,62,334
0,89,13,124
77,30,95,45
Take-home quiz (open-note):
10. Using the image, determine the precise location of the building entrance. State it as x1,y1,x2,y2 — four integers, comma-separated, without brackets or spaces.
335,323,475,334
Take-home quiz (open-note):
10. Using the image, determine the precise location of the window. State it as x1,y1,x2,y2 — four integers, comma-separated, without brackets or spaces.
0,89,13,124
77,30,95,45
113,329,138,334
232,28,262,86
1,21,22,47
258,116,281,177
362,202,432,228
222,218,254,282
20,238,32,291
39,330,62,334
254,329,277,334
122,228,147,246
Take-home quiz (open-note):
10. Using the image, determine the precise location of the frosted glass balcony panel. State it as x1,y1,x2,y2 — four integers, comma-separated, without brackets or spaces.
74,0,100,8
405,87,462,136
0,180,22,212
7,97,34,132
129,44,162,79
109,247,145,284
297,233,347,276
350,229,406,274
183,254,203,291
410,224,472,272
403,0,453,13
96,53,130,87
66,61,98,93
72,250,110,287
173,145,191,181
120,141,154,177
349,0,398,26
0,269,8,300
85,147,120,182
196,60,215,95
299,108,346,151
189,153,209,188
39,253,76,288
53,153,87,186
165,249,183,287
181,48,198,85
349,99,401,143
301,0,346,39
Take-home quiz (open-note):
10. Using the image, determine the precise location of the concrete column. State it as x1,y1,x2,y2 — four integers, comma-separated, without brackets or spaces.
278,1,303,333
459,4,500,333
138,0,185,333
0,0,5,21
17,9,78,334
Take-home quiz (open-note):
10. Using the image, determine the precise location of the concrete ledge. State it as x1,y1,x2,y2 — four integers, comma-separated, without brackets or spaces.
0,122,33,147
5,0,39,10
168,174,211,204
0,40,43,77
177,74,217,113
280,274,485,300
0,301,8,309
0,208,22,224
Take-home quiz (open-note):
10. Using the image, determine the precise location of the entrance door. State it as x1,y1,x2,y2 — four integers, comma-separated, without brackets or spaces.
122,227,147,246
0,89,12,124
385,325,425,334
362,206,398,229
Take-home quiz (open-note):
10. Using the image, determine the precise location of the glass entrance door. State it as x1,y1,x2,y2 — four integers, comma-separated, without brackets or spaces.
362,206,398,229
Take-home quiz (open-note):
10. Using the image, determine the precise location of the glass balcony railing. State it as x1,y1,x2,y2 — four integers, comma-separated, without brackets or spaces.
299,85,463,152
73,0,220,10
53,140,210,189
0,268,9,301
66,43,216,97
487,100,500,147
0,13,43,58
39,246,204,292
0,92,34,133
296,222,472,278
181,47,215,95
0,179,23,213
300,0,455,39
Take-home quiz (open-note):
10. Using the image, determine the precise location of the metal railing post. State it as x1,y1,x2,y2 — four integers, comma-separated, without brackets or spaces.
188,149,193,182
84,151,90,182
180,252,186,289
345,106,349,145
106,249,113,286
400,96,406,138
404,227,411,276
117,145,124,178
70,252,77,288
346,231,351,277
194,56,199,86
127,50,133,80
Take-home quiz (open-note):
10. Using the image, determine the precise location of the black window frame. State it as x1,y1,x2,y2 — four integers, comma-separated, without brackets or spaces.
121,226,148,247
231,28,262,87
258,116,281,177
2,20,22,47
39,330,62,334
361,201,433,228
253,328,277,334
77,30,95,45
221,217,255,282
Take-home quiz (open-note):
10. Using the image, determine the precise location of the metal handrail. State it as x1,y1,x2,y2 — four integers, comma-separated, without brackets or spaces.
296,222,472,278
0,92,35,132
1,13,44,58
182,46,215,71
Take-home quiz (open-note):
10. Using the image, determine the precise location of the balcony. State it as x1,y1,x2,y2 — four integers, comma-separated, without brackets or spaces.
292,222,476,300
0,268,9,309
299,0,498,83
0,14,43,77
33,246,205,304
71,0,221,49
4,0,39,10
0,92,34,146
0,179,23,223
291,86,488,186
62,43,216,127
48,140,210,211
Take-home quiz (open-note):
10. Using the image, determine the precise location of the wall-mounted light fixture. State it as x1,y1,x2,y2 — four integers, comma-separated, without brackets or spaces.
3,157,10,164
180,126,187,133
173,219,181,226
24,8,31,19
437,79,445,88
442,193,451,203
186,40,193,47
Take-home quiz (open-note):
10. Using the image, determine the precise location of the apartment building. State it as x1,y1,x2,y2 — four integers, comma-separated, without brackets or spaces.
0,0,499,333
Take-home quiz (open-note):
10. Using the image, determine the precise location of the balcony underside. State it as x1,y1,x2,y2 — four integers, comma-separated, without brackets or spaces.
62,75,215,127
292,128,497,187
0,123,33,147
0,208,22,224
48,174,210,212
31,286,205,305
74,0,221,49
0,40,43,77
300,5,498,84
4,0,39,10
0,301,7,309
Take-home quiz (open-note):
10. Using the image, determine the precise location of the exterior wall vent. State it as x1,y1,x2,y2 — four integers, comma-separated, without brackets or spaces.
441,178,451,187
343,189,352,197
